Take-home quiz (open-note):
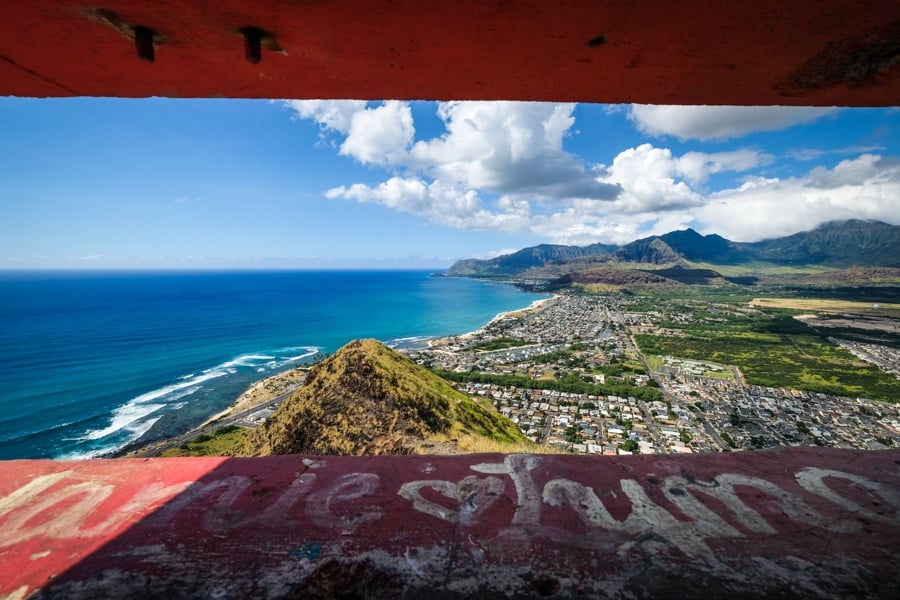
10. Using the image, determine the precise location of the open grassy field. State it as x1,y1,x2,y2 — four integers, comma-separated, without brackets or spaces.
750,298,900,318
686,261,832,276
633,305,900,402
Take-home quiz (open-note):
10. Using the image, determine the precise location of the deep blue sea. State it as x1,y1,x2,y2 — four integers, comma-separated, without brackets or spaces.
0,270,547,460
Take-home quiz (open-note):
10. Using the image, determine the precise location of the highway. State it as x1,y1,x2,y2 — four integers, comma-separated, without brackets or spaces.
627,329,731,452
133,384,301,458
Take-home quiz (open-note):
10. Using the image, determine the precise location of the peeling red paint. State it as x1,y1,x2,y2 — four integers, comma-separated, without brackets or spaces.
2,448,898,598
0,1,898,104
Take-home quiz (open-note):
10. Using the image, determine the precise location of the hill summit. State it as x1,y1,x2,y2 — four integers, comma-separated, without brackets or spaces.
232,339,528,456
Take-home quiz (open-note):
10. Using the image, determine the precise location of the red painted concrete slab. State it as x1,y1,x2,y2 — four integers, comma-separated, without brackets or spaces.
1,447,899,598
1,1,898,104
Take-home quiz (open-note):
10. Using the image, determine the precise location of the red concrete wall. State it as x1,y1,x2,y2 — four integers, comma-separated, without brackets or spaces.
1,1,898,104
2,448,898,598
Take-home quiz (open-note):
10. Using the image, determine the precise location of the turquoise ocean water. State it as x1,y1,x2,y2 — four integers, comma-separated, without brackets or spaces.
0,270,547,459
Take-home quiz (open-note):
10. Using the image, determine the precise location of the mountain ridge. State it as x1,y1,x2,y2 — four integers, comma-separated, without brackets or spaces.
446,242,618,277
445,220,900,279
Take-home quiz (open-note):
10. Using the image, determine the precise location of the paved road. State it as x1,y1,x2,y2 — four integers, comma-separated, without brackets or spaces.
732,365,748,389
626,331,667,448
696,412,732,452
627,330,733,452
539,413,553,446
636,401,664,448
134,385,300,457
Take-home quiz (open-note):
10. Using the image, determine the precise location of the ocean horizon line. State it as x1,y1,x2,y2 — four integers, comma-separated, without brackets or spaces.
0,266,454,275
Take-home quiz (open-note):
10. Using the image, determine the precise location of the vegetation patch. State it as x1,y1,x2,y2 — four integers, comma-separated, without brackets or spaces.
685,260,831,277
162,425,250,457
469,337,533,352
634,308,900,401
433,369,663,402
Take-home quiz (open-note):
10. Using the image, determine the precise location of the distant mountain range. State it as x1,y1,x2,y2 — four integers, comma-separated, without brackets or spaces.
446,242,618,278
445,220,900,283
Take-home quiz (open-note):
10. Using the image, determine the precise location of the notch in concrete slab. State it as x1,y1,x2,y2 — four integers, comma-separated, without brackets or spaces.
133,25,156,61
84,8,166,62
237,27,283,64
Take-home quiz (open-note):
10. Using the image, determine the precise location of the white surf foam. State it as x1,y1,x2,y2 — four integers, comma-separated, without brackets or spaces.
386,335,434,348
283,347,319,362
80,402,166,441
58,448,104,461
220,354,276,369
73,346,320,455
78,378,212,443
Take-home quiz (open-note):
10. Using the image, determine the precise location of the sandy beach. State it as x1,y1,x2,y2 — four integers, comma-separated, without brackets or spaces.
486,295,558,326
428,295,559,347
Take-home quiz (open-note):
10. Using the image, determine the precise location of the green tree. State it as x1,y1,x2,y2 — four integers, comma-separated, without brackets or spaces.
620,439,639,453
564,424,584,444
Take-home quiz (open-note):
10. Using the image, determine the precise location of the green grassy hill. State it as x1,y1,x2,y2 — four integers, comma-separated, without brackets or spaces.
232,339,531,456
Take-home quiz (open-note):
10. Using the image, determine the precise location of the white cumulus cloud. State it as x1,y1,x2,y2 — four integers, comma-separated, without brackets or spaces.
316,101,625,236
339,101,414,166
284,100,367,134
288,101,897,246
284,100,415,164
696,154,900,241
629,105,837,141
406,102,619,200
593,144,769,214
474,248,520,260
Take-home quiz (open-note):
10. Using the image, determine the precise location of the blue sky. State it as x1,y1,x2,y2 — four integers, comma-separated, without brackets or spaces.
1,98,898,269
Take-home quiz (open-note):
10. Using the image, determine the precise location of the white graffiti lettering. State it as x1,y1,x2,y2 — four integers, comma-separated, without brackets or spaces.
396,460,900,559
471,455,542,526
398,475,504,524
796,467,900,525
306,472,382,531
148,475,250,532
1,459,897,558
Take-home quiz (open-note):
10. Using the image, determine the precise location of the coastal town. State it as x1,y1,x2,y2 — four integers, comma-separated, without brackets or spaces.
148,291,900,459
399,294,900,456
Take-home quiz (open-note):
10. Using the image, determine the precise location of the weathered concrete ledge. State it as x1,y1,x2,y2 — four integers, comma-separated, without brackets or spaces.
1,447,899,599
1,1,899,104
